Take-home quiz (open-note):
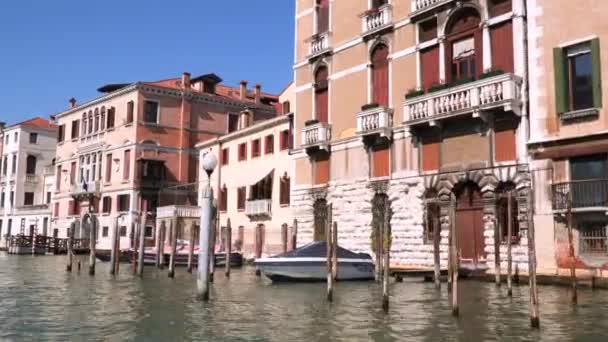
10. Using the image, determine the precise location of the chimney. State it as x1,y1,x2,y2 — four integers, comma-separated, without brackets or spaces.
182,72,191,89
69,98,77,108
240,80,248,101
254,84,261,104
49,115,56,123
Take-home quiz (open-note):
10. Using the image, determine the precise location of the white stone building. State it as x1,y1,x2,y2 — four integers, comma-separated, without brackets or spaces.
0,117,56,249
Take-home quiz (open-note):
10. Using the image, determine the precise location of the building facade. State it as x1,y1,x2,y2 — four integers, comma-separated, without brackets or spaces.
0,118,57,249
52,72,279,250
292,0,530,271
527,0,608,273
197,113,294,258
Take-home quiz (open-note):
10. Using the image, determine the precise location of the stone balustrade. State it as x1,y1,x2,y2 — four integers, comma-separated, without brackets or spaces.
356,106,393,138
362,5,392,35
245,199,272,217
309,32,331,57
301,122,331,148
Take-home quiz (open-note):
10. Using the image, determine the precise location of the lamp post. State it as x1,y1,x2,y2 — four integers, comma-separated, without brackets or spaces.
197,151,217,301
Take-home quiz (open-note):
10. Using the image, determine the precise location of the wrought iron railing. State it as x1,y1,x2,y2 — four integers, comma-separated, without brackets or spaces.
579,228,608,255
552,179,608,210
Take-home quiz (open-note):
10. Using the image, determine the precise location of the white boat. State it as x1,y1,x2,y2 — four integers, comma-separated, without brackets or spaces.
254,241,375,282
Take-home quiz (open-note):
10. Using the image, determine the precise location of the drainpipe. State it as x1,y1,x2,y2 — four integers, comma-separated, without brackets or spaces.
521,0,530,163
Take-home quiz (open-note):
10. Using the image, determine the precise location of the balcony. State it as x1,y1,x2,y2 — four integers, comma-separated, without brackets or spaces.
552,180,608,211
245,199,272,217
157,205,200,219
357,106,393,141
308,31,331,59
14,204,50,216
25,174,38,185
301,122,331,152
410,0,455,20
404,73,522,127
70,181,101,198
361,5,393,38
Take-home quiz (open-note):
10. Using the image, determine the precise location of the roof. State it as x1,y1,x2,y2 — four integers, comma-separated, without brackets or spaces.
97,83,131,93
5,117,56,131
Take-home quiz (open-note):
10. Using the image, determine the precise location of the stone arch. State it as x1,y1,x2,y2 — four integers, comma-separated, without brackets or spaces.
440,3,484,37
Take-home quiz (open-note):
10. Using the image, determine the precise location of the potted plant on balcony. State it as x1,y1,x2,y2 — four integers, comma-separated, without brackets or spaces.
428,82,450,94
305,119,319,127
405,88,424,99
361,103,380,111
479,68,505,80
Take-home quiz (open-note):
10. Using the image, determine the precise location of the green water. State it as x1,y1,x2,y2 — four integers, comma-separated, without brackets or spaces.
1,253,607,341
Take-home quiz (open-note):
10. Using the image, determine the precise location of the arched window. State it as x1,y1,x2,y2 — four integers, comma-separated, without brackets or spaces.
371,44,389,107
26,155,37,175
445,8,482,82
94,108,100,132
82,113,87,136
219,184,228,212
314,66,329,123
100,106,106,131
87,110,93,134
280,173,290,205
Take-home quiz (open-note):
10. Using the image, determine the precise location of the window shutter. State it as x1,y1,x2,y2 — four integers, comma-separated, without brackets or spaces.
591,38,603,108
553,47,569,113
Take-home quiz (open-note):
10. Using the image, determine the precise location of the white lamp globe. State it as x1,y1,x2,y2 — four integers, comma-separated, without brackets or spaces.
202,152,218,176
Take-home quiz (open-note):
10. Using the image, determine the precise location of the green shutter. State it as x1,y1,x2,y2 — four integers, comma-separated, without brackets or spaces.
591,38,603,108
553,47,569,113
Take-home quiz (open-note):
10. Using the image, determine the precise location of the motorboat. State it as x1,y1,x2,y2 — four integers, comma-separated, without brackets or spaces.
254,241,375,282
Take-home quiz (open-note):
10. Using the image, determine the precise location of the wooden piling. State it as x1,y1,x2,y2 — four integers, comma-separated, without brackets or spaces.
158,222,166,269
281,223,288,254
566,200,577,305
110,223,118,275
66,223,74,272
495,197,502,286
132,223,138,275
255,225,262,276
527,187,540,328
209,213,216,282
447,205,453,293
115,227,121,274
187,224,195,274
326,205,333,303
225,218,232,278
137,200,147,277
382,203,390,313
168,219,177,278
507,191,513,296
332,221,338,281
89,216,97,276
291,219,298,251
450,195,458,316
433,211,441,290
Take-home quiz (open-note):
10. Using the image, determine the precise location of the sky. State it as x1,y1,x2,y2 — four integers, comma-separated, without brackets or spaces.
0,0,295,126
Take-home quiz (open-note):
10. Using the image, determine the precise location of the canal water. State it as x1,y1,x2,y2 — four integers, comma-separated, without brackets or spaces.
1,253,607,342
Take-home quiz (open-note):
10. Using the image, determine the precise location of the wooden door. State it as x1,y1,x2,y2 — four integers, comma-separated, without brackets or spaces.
455,184,485,264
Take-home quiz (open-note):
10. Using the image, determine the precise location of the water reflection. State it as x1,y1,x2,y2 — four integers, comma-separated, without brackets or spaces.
1,253,607,341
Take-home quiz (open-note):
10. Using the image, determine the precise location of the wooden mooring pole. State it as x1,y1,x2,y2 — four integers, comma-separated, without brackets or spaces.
209,211,217,282
89,214,97,276
447,205,453,293
326,204,333,302
137,200,147,277
382,203,390,313
132,223,138,275
527,187,540,328
433,210,441,290
187,224,196,274
255,225,262,276
507,191,513,296
566,200,577,305
66,223,74,272
332,221,338,281
495,199,502,286
225,218,232,278
291,219,298,251
168,219,177,278
110,222,118,275
450,195,458,316
157,222,165,269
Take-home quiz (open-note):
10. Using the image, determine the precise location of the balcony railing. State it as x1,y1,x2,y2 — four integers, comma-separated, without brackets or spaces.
410,0,454,17
309,32,331,58
357,106,393,138
157,205,200,219
404,73,522,126
552,179,608,211
579,227,608,256
70,181,100,196
301,122,331,150
245,199,272,217
25,174,38,184
362,5,392,36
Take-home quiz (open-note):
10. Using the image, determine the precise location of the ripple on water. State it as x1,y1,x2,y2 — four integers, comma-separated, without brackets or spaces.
1,253,608,341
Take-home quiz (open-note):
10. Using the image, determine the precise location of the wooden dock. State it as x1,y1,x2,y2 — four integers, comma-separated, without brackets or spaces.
6,235,90,255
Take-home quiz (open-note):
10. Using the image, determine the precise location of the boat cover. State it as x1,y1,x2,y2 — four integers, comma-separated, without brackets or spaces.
270,241,372,260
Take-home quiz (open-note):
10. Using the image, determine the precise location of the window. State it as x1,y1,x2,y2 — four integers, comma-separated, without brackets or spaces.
314,66,329,123
57,125,65,143
56,165,62,191
102,226,109,237
143,101,159,123
100,107,106,130
371,44,390,107
372,0,388,8
250,173,273,200
53,202,59,217
123,150,131,180
94,108,100,132
0,193,4,207
2,156,6,175
446,8,482,82
282,101,291,114
220,185,228,211
46,192,51,204
11,155,16,174
566,42,596,111
24,192,34,206
70,162,76,185
119,226,127,237
237,187,246,210
451,36,476,80
280,129,291,150
126,101,134,124
228,114,239,133
26,155,36,174
221,148,229,166
29,133,38,144
107,107,115,129
102,196,112,213
280,174,290,205
316,0,329,33
496,187,519,244
419,18,438,43
88,111,93,134
105,154,112,183
71,120,80,139
251,139,261,158
489,0,512,17
145,226,154,238
68,200,80,216
14,132,18,142
265,135,274,154
117,194,130,212
238,143,247,161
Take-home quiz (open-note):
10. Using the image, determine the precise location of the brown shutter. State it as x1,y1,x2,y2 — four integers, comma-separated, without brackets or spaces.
372,145,390,178
421,46,440,91
490,21,514,73
372,45,390,106
314,154,330,185
105,154,112,182
315,67,329,123
421,138,440,171
494,128,516,162
70,162,76,185
127,101,134,123
317,0,329,33
123,150,131,180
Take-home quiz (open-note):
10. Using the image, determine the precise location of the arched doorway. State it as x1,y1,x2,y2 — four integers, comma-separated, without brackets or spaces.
313,199,328,241
455,182,485,264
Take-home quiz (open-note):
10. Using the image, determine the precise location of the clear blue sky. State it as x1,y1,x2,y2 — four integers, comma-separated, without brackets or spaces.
0,0,295,125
